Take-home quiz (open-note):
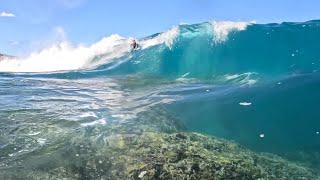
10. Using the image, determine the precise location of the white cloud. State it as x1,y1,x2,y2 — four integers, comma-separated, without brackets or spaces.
0,11,15,17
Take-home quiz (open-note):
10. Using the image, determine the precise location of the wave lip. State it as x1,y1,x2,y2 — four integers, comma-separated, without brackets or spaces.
140,27,179,50
210,21,254,42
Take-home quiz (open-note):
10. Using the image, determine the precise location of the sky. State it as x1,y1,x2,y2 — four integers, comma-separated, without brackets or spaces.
1,0,320,55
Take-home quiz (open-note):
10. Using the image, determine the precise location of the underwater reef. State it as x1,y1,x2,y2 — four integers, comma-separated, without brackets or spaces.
0,96,319,179
1,108,319,179
2,130,318,179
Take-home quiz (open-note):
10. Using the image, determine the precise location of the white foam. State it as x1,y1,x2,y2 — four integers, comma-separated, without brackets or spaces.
140,27,179,50
0,27,179,73
211,21,254,43
0,35,130,72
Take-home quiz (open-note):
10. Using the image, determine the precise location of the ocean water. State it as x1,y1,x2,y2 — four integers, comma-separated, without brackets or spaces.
1,20,320,177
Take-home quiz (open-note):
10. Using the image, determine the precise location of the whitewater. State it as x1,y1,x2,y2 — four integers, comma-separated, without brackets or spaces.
1,20,320,178
0,26,180,72
0,21,248,73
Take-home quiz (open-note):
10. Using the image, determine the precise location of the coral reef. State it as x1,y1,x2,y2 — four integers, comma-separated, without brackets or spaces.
1,108,318,179
2,131,318,179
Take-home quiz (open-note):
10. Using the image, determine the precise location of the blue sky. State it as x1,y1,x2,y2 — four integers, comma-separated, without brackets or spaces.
1,0,320,55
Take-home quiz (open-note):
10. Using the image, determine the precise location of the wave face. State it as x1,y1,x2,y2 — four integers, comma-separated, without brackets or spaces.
113,20,319,83
2,20,320,176
2,20,320,81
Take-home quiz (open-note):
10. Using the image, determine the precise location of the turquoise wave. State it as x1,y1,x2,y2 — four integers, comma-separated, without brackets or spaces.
18,20,316,87
3,20,320,83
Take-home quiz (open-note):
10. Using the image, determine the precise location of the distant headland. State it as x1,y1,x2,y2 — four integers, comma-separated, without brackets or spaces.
0,53,15,61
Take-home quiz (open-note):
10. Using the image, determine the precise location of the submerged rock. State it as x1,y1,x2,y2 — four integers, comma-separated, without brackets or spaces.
2,131,318,179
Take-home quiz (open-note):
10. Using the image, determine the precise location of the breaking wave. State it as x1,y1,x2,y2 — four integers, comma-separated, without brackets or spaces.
1,20,320,84
0,27,179,73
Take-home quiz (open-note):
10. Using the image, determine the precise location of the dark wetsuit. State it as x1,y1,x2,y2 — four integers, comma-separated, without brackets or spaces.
131,41,139,50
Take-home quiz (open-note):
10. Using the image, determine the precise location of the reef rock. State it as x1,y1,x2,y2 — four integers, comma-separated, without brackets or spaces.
3,132,318,179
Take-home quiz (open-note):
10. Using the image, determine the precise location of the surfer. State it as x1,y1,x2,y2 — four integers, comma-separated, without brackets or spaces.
130,39,139,50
